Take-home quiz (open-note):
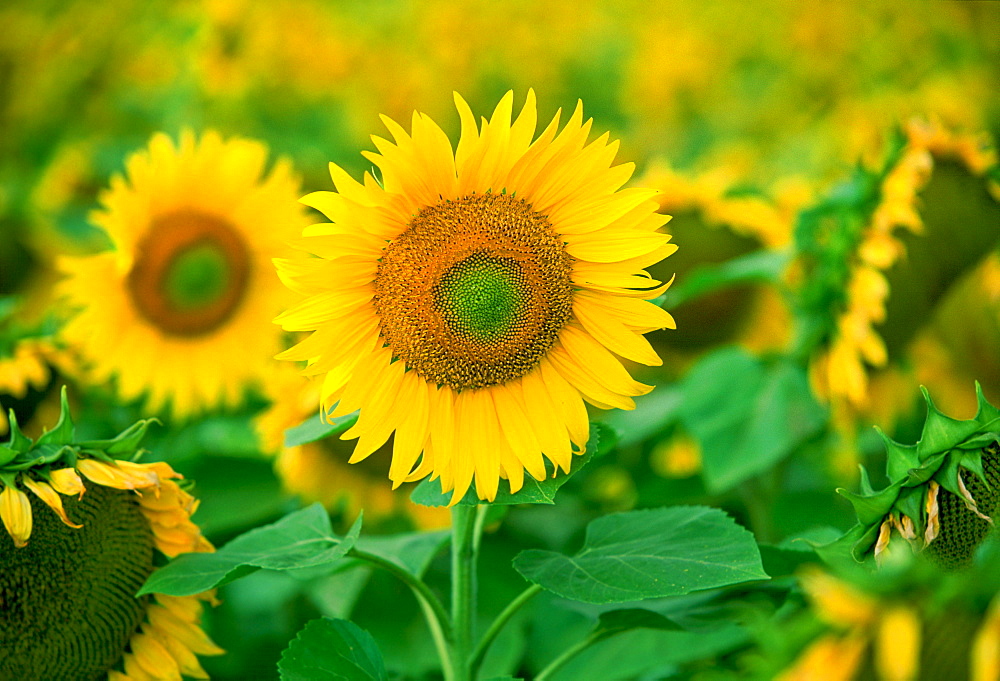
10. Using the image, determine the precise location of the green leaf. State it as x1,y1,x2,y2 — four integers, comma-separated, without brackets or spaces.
0,445,17,466
139,504,360,596
278,617,387,681
285,412,359,448
680,348,826,493
513,506,768,604
410,423,602,507
594,609,682,636
352,530,450,577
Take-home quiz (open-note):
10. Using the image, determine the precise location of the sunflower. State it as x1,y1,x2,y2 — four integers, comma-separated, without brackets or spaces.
275,91,676,503
776,565,1000,681
58,130,308,418
255,368,449,528
807,119,998,411
0,392,221,680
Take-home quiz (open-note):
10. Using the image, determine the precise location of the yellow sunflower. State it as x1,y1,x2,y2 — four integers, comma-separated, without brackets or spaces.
0,399,221,679
275,91,676,503
58,130,309,418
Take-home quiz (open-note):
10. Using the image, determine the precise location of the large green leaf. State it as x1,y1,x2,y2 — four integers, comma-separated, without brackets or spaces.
513,506,768,603
139,504,360,597
680,348,826,493
410,423,610,507
278,618,387,681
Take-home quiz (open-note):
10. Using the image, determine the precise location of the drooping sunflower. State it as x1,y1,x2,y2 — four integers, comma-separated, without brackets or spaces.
275,91,676,503
0,392,221,680
58,130,309,418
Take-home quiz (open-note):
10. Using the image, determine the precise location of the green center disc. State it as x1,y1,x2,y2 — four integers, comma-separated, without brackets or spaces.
164,242,232,311
0,483,155,680
435,255,527,342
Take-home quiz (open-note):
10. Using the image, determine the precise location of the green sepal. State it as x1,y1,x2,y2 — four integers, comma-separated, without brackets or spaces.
895,487,926,534
878,427,919,481
905,452,947,487
837,478,905,527
851,522,882,563
78,418,159,455
5,411,32,452
34,386,74,446
0,445,17,467
916,387,985,462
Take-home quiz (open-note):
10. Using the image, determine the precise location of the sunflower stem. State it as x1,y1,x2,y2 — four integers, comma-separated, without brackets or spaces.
347,548,454,679
470,583,543,674
450,504,480,681
534,631,604,681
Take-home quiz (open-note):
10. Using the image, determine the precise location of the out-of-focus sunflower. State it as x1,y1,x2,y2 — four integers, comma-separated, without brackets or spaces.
795,120,999,475
276,91,676,503
774,564,1000,681
58,130,309,418
255,369,449,529
637,159,807,366
807,119,998,412
0,392,221,680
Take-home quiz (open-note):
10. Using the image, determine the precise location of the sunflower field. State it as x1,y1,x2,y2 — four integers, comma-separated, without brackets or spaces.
2,1,999,679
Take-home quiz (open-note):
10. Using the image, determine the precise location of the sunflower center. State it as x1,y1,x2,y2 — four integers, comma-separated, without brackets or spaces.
0,483,155,680
373,193,573,391
436,255,527,342
128,210,252,337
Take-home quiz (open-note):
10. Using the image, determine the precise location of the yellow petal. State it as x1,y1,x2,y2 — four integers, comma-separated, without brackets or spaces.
23,478,82,529
0,484,33,547
875,606,920,681
48,467,85,498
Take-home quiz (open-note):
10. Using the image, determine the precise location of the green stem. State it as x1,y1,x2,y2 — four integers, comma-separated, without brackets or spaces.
450,505,480,681
470,584,543,674
534,631,604,681
348,548,454,679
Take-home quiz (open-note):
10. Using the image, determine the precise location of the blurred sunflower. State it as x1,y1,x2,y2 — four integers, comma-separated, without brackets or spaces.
276,91,676,503
255,369,449,528
58,130,308,418
777,566,1000,681
0,395,221,680
807,119,998,412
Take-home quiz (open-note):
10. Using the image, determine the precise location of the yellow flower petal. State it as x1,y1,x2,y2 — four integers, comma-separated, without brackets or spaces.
0,484,33,547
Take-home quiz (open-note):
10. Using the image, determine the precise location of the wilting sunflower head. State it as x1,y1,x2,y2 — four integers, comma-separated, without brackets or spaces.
275,91,677,504
57,129,309,418
0,389,221,680
835,384,1000,570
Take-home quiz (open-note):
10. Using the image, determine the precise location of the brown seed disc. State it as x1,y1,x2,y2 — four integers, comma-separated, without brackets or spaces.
373,193,573,390
127,210,252,337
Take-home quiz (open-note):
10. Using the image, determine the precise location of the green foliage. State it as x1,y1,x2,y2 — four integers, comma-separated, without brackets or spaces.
139,504,361,596
278,618,388,681
512,506,768,603
680,347,826,492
